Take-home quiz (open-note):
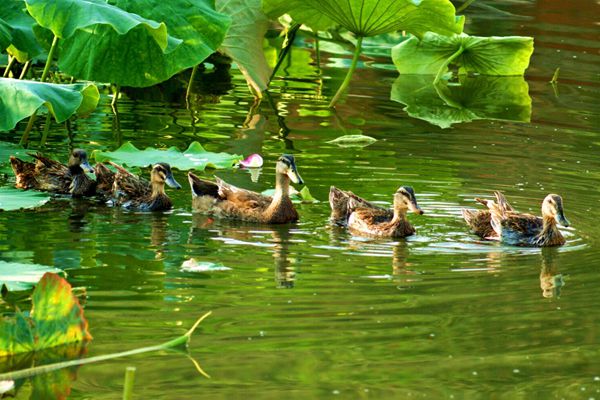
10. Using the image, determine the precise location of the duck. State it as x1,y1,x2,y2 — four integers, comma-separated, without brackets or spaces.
187,154,303,224
329,186,424,238
462,191,514,239
109,162,181,211
9,149,95,196
93,162,116,201
479,193,569,247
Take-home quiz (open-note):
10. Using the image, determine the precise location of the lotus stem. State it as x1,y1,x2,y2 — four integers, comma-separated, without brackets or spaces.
186,65,198,104
0,312,212,381
269,23,301,83
434,45,464,86
550,67,560,84
328,36,363,108
21,35,60,145
456,0,476,13
123,366,136,400
18,61,31,79
314,31,321,71
39,113,52,146
3,55,15,77
111,84,121,109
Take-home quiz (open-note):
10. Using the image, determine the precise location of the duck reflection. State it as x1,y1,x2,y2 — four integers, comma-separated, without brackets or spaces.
539,247,564,298
270,228,295,288
149,213,170,261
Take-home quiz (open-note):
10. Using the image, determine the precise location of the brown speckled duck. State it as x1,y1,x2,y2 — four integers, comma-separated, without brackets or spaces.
9,149,95,197
187,154,303,224
479,193,569,247
109,162,181,211
329,186,424,238
462,191,514,239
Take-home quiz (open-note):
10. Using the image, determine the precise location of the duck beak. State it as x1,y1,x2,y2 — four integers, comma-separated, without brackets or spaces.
81,159,94,173
555,210,569,227
408,199,424,215
287,165,304,185
165,173,182,189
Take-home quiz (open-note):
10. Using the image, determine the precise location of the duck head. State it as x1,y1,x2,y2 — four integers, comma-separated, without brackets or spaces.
276,154,303,185
68,149,93,173
151,163,182,189
541,194,569,227
393,186,424,215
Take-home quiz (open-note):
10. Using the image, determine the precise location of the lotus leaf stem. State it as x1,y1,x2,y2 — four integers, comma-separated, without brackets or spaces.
0,311,212,381
269,23,301,83
550,67,560,84
3,55,15,77
328,36,363,108
19,61,31,79
186,65,198,103
456,0,477,13
434,45,464,86
123,366,136,400
111,84,121,108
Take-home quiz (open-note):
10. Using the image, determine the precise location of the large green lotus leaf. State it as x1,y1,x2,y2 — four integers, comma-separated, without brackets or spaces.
299,0,463,37
0,78,99,130
31,272,92,350
0,312,35,357
0,187,51,211
92,142,242,170
0,261,64,291
56,0,230,87
262,0,336,31
390,74,531,128
217,0,271,94
392,32,534,75
0,18,12,50
0,0,45,62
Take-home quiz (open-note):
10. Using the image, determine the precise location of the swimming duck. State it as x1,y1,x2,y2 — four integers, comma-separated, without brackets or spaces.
329,186,424,238
462,191,514,239
480,193,569,247
9,149,95,196
93,162,116,201
109,162,181,211
187,154,303,224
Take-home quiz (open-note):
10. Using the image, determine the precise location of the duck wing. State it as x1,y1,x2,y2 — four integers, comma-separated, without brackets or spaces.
215,177,272,209
9,156,38,189
329,186,388,224
28,153,71,192
109,162,150,201
462,208,496,239
497,213,543,245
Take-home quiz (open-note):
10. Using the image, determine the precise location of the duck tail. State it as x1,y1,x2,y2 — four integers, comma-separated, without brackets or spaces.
188,171,220,198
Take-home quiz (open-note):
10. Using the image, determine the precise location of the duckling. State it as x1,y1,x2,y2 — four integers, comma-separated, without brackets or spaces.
462,191,514,239
9,149,95,196
110,162,181,211
481,193,569,247
330,186,424,238
187,154,303,224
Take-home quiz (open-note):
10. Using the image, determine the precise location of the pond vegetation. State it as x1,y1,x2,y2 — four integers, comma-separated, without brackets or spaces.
0,0,599,398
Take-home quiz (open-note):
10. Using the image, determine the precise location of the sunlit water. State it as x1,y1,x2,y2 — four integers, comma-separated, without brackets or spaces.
1,1,599,398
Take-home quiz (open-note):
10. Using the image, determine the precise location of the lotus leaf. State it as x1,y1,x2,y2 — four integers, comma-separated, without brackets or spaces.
0,0,45,62
0,261,64,292
392,32,534,76
390,74,531,128
53,0,231,87
287,0,464,37
263,0,336,31
92,142,242,171
0,78,99,130
327,135,377,147
217,0,271,94
0,18,12,50
0,187,51,211
0,273,91,356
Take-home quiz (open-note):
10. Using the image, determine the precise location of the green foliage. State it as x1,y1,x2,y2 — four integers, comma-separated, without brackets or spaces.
390,75,531,128
0,261,63,292
0,0,45,62
291,0,463,37
327,135,377,147
0,78,99,130
217,0,271,94
0,18,12,51
0,187,51,211
0,273,91,357
392,32,534,76
262,0,336,31
92,142,242,171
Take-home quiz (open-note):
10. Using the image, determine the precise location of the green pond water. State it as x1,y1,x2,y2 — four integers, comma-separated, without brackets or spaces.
1,1,600,398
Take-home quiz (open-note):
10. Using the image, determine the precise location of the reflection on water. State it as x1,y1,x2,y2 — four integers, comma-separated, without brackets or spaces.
0,1,599,398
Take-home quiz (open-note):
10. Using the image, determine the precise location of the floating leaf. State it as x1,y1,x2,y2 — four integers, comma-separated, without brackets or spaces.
181,259,232,272
53,0,231,87
0,187,51,211
0,273,90,357
291,0,463,38
0,1,45,62
0,261,64,292
390,74,531,128
327,135,377,147
217,0,271,94
261,185,318,203
92,142,242,171
0,78,100,131
392,32,534,76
